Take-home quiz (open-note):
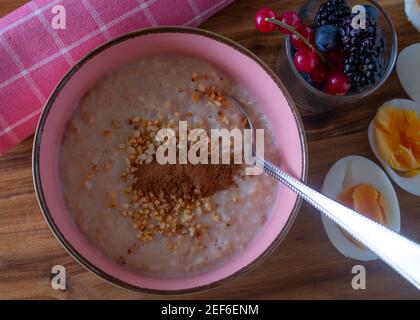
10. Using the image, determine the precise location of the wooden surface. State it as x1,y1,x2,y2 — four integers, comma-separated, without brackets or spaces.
1,0,419,300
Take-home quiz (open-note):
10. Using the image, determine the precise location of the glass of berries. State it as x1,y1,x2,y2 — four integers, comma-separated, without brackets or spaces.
254,0,397,112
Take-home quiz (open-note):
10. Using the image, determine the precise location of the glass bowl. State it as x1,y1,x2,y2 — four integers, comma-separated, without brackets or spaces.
276,0,398,112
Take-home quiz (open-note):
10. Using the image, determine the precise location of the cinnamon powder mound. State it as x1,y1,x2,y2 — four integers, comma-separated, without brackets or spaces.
117,104,243,242
134,162,241,198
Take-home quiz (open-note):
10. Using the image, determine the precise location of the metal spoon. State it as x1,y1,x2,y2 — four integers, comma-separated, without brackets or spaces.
227,96,420,290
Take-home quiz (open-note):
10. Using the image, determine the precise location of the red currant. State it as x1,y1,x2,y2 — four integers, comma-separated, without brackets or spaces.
254,8,277,33
325,50,345,65
325,71,351,96
309,63,330,83
291,25,315,49
293,48,318,73
278,11,300,35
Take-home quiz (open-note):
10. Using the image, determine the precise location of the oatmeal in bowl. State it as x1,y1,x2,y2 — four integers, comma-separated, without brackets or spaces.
60,54,281,277
33,27,307,293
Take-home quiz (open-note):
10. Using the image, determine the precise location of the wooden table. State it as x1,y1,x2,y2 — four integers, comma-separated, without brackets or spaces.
1,0,419,299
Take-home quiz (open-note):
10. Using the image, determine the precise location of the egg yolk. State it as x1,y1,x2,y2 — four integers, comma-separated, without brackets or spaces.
337,183,389,248
374,106,420,176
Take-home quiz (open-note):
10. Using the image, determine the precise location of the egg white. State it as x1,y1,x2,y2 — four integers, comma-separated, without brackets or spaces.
397,43,420,103
321,155,400,261
405,0,420,32
368,98,420,196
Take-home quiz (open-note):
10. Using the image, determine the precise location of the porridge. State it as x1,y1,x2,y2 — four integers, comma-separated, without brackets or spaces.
59,54,279,277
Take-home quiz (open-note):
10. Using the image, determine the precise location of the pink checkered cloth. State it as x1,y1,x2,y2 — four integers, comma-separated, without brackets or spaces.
0,0,233,155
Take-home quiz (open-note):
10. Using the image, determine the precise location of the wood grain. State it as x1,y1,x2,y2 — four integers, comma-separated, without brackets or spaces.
0,0,419,299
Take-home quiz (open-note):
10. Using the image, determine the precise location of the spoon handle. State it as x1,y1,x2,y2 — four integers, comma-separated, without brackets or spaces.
257,157,420,290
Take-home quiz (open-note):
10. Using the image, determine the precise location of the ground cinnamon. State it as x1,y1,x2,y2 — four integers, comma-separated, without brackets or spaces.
120,116,242,242
134,161,241,198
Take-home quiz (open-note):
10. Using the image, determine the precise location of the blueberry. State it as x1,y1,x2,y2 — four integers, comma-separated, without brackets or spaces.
363,5,378,21
300,72,310,82
315,24,339,53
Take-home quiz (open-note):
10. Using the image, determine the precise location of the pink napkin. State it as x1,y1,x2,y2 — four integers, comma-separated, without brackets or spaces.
0,0,233,155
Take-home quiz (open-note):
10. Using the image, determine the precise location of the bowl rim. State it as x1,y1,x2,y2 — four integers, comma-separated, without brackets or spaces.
285,0,398,101
32,26,308,295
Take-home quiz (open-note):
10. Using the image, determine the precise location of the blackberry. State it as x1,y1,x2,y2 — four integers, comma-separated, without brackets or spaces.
343,52,380,87
372,26,385,58
339,14,377,54
315,0,351,27
340,13,384,87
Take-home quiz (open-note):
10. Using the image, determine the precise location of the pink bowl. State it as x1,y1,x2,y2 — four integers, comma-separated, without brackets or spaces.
33,27,308,294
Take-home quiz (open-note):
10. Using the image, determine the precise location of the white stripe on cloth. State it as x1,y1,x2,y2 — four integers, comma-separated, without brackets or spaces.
137,0,158,26
28,1,75,66
0,108,42,138
81,0,113,40
184,0,228,26
0,33,46,143
0,0,160,137
0,112,19,143
0,34,46,104
0,0,64,36
0,0,159,90
188,0,202,25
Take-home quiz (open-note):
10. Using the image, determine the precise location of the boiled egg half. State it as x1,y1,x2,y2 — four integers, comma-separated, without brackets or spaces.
397,43,420,103
368,99,420,196
321,155,400,261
